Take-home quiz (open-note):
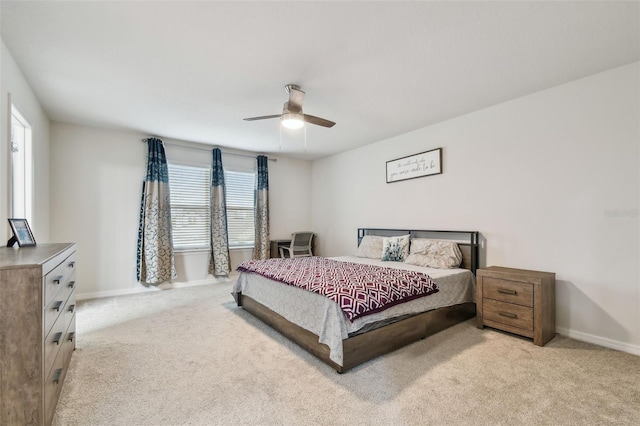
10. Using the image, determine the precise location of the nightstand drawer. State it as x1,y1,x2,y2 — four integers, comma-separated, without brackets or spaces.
483,277,533,307
483,299,533,331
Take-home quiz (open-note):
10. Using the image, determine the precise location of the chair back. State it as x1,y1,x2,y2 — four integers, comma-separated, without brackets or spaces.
291,232,313,248
289,232,314,257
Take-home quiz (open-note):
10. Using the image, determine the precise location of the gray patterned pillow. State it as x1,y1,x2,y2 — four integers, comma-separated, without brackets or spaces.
406,238,462,268
381,235,410,262
355,235,384,259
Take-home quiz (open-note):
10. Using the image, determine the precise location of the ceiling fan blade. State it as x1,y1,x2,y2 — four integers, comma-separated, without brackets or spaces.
288,88,305,111
303,114,336,128
243,114,281,121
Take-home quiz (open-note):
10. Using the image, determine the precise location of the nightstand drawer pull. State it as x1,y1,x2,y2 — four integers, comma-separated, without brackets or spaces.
498,288,517,295
53,275,64,285
68,280,76,289
498,311,517,319
53,332,63,345
53,300,63,312
68,261,76,268
53,368,63,384
68,332,76,343
68,304,75,313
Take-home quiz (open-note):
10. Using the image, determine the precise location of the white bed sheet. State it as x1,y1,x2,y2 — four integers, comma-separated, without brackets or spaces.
232,256,476,367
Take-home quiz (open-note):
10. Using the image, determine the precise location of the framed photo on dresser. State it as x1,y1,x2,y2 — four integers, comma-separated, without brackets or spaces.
7,218,36,247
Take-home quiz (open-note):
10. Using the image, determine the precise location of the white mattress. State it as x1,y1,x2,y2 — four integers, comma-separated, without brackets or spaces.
232,256,476,367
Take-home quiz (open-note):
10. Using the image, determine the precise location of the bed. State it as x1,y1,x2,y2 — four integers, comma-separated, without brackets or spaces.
232,228,479,373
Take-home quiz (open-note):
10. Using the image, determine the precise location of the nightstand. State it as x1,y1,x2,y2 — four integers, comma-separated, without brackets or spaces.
476,266,555,346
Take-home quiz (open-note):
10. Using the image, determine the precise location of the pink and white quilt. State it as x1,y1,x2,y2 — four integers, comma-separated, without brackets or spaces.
236,257,439,322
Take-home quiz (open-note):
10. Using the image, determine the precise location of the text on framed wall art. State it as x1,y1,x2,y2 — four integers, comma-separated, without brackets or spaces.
386,148,442,183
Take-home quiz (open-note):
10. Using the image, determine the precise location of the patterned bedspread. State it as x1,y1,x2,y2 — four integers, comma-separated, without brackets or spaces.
236,257,439,322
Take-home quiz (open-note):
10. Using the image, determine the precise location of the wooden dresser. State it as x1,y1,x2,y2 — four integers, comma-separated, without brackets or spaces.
476,266,555,346
0,243,77,425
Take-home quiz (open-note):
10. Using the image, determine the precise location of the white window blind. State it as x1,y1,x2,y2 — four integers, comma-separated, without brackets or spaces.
168,163,256,250
168,164,210,250
225,170,255,247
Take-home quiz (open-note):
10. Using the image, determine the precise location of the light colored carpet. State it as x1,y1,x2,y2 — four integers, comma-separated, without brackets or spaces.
54,282,640,425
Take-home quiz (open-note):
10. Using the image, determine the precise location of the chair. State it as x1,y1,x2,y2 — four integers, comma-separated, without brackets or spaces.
279,232,314,258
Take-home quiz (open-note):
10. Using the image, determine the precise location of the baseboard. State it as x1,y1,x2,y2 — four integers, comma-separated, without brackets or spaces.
156,275,235,291
77,274,238,301
556,326,640,356
77,286,156,301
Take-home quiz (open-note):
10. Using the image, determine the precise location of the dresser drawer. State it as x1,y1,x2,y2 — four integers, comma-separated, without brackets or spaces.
44,314,75,426
44,346,69,425
482,276,533,307
64,290,76,333
65,313,76,351
44,252,77,307
483,299,533,331
44,271,74,337
44,310,67,380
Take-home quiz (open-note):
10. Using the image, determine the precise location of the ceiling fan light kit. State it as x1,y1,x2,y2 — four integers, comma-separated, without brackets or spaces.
281,112,305,129
244,84,336,129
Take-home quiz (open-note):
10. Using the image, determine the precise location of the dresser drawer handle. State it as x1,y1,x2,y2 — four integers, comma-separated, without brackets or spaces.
68,332,76,343
68,261,76,268
53,368,63,384
68,304,75,313
498,288,517,295
68,280,76,289
498,311,517,319
53,300,63,312
53,275,64,285
53,332,63,345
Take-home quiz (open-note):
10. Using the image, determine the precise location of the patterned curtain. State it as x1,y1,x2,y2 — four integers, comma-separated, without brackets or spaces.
253,155,270,259
208,148,230,276
136,138,176,284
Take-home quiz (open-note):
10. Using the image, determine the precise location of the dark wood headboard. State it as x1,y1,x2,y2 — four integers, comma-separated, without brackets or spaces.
357,228,479,275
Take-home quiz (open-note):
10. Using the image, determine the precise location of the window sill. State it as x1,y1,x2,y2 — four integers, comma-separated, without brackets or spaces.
230,246,254,251
174,248,210,254
174,246,254,254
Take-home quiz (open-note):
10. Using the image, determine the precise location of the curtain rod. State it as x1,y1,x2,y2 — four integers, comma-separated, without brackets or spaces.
140,138,277,162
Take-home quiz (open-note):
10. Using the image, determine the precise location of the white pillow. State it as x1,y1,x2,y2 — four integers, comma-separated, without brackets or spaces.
381,235,410,262
406,238,462,268
355,235,384,259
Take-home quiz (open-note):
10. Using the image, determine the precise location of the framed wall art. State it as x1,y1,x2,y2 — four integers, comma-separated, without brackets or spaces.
386,148,442,183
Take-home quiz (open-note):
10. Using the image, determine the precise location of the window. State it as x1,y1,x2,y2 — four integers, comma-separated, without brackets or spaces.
10,105,33,224
225,170,255,247
167,163,256,250
168,164,211,250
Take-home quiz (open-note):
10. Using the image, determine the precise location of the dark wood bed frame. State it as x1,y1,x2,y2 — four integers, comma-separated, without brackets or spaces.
235,228,480,373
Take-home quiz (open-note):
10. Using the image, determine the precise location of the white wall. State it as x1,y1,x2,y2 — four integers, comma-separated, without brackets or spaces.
312,62,640,354
50,123,313,298
1,41,51,241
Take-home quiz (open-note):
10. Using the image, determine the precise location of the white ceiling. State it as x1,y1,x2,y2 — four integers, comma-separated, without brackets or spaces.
1,1,638,160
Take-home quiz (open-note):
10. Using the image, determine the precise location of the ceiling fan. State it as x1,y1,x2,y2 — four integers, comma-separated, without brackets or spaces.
243,84,336,129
